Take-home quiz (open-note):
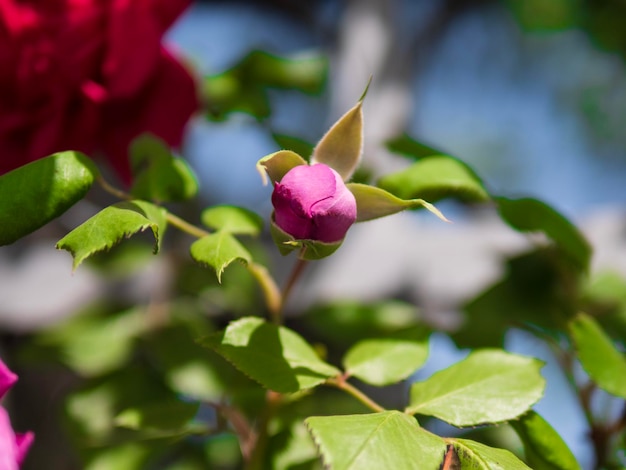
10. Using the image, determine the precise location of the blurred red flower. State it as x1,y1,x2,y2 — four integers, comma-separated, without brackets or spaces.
0,0,198,184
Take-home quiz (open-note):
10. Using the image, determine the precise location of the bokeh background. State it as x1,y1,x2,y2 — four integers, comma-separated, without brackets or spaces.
2,0,626,468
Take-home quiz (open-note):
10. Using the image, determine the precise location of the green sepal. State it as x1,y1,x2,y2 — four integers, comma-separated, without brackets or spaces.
270,215,343,260
311,93,365,181
0,151,98,246
347,183,449,223
256,150,307,186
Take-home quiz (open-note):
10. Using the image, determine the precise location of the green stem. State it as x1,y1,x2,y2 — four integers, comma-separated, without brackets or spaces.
326,376,385,413
165,212,210,239
278,256,309,321
246,391,282,470
247,262,282,324
97,175,132,201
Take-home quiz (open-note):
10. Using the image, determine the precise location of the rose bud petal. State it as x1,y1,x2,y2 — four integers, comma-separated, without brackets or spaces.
272,163,357,243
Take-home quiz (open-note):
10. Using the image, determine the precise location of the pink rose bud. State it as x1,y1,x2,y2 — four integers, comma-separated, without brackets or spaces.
272,164,357,243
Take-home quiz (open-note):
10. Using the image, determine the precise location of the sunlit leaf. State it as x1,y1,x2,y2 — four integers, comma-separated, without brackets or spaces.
569,312,626,398
377,155,489,203
343,328,429,386
56,200,167,269
406,349,545,426
200,317,340,393
306,411,446,470
511,411,581,470
190,231,252,282
452,438,532,469
0,151,98,245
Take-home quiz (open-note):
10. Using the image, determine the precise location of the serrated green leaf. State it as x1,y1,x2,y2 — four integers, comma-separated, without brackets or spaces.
377,155,489,203
305,411,446,470
569,312,626,398
311,100,363,181
406,349,545,426
343,328,429,386
200,317,340,393
130,134,198,202
452,438,532,470
115,401,200,434
257,150,307,186
385,133,446,160
56,200,167,269
511,411,581,470
497,197,592,270
190,231,252,282
347,183,449,223
200,205,263,235
0,151,98,246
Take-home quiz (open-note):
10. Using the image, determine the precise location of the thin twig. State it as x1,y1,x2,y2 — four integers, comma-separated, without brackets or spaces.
326,376,385,413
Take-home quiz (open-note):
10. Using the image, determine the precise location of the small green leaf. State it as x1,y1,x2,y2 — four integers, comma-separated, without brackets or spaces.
0,151,98,246
130,134,198,202
201,205,263,235
190,231,252,282
406,349,545,426
305,411,446,470
56,200,167,269
200,317,340,393
377,155,489,203
497,197,592,270
452,438,532,469
569,312,626,398
311,98,364,181
343,328,430,386
385,133,446,160
115,401,200,434
348,183,449,223
257,150,307,185
511,410,581,470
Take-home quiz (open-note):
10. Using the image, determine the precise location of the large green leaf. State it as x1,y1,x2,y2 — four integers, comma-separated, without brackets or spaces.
569,312,626,398
406,349,545,426
496,197,592,271
377,155,489,203
0,151,98,245
200,205,263,236
452,438,532,469
305,411,446,470
190,231,253,282
343,328,429,386
511,411,581,470
56,200,167,269
347,183,448,223
129,134,198,203
200,317,340,393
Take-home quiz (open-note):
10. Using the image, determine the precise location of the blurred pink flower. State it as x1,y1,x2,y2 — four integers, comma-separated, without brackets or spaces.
272,163,357,243
0,0,198,184
0,359,33,470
